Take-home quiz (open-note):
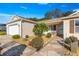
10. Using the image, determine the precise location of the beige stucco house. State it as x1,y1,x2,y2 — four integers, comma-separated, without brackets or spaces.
6,11,79,39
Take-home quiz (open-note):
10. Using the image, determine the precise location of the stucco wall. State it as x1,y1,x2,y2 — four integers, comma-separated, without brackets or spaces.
63,19,79,40
22,22,34,38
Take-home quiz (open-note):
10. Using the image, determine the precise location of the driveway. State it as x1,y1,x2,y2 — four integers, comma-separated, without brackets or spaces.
0,35,35,56
2,44,26,56
0,35,12,46
0,35,20,54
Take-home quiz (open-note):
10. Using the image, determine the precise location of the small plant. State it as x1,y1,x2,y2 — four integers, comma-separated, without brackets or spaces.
46,33,51,38
31,37,44,51
12,35,20,39
64,36,78,44
25,35,29,38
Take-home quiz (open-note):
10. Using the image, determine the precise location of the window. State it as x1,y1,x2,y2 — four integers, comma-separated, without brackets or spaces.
75,20,79,33
49,25,56,31
75,20,79,26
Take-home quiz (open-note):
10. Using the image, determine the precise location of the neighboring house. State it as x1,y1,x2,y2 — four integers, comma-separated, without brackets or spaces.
6,11,79,39
0,24,6,31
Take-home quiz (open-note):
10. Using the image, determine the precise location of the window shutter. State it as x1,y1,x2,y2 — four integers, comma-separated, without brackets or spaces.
70,20,74,33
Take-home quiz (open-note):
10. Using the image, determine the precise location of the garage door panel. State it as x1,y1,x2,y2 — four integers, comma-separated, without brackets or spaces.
8,25,19,35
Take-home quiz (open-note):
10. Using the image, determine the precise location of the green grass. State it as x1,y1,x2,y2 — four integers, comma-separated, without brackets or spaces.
0,31,6,35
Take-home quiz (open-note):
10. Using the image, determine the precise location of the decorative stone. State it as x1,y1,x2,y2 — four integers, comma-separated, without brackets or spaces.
70,41,78,52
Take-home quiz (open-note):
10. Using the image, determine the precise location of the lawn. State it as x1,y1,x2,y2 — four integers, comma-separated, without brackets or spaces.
0,31,6,35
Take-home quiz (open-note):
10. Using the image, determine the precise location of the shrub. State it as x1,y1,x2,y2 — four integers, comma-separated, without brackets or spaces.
25,35,29,38
31,37,44,51
69,36,78,42
64,37,71,44
12,35,20,39
0,31,6,35
64,36,78,44
33,23,48,37
46,33,51,38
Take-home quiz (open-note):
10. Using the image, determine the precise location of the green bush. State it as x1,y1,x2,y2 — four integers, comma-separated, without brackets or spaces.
64,36,78,44
0,31,6,35
12,35,20,39
69,36,78,42
33,23,48,37
31,37,44,51
25,35,29,38
64,38,71,44
46,33,51,38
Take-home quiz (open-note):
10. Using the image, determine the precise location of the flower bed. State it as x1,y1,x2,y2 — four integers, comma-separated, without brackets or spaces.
12,35,52,50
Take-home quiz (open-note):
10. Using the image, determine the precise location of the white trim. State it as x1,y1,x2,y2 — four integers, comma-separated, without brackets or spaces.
74,19,79,33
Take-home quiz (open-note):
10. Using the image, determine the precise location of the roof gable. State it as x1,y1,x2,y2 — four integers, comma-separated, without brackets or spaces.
7,16,36,24
68,11,79,17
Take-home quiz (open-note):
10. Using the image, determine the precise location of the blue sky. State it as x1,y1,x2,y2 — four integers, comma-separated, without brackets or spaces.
0,3,79,24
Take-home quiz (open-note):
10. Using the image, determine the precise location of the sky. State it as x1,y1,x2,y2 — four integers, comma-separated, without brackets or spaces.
0,3,79,24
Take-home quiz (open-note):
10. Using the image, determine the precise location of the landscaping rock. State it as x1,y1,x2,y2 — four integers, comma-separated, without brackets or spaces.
70,41,78,52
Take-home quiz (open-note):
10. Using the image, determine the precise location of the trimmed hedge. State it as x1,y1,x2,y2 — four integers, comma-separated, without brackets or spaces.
12,35,20,39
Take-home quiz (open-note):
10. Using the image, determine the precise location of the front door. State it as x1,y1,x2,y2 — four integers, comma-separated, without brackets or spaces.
56,23,63,38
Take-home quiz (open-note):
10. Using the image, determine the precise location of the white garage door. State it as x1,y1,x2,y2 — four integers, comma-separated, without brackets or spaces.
8,25,20,35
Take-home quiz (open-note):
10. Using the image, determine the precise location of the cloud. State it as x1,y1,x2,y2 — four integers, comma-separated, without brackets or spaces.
20,6,27,10
73,9,79,11
38,3,48,5
0,13,13,24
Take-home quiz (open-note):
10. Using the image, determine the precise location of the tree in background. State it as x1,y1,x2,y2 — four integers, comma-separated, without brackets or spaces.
29,9,74,21
44,9,63,19
44,11,53,19
29,17,39,21
44,9,74,19
63,11,75,17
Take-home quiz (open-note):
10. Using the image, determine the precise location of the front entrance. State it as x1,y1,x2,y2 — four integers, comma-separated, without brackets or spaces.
56,23,63,38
